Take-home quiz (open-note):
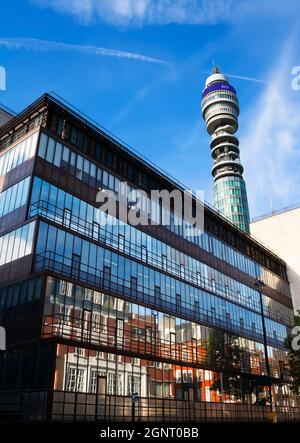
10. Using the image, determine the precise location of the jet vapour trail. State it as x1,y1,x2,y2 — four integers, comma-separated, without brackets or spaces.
0,37,172,66
224,72,267,84
202,70,266,84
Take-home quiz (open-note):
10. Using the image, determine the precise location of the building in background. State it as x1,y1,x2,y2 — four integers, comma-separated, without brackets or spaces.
0,104,14,127
251,205,300,313
0,93,298,422
201,68,250,234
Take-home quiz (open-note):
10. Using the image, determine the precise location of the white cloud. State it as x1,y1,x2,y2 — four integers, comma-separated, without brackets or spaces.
30,0,234,26
0,37,171,65
240,34,300,218
31,0,300,27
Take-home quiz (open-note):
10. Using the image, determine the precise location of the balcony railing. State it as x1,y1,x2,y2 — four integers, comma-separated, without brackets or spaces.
42,312,287,379
34,250,287,349
29,200,292,326
30,200,259,307
30,199,293,327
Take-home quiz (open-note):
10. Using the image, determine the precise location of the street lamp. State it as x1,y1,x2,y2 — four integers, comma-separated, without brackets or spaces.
254,279,273,409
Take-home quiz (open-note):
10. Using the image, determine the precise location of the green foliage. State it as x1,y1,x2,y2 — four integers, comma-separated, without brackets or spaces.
207,329,254,399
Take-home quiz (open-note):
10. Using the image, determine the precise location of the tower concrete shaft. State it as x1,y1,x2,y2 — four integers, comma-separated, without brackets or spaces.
201,68,250,233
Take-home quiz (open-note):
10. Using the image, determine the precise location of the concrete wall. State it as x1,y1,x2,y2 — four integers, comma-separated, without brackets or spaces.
251,207,300,313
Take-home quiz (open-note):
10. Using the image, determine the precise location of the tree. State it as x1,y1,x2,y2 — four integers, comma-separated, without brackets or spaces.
207,329,246,399
285,310,300,395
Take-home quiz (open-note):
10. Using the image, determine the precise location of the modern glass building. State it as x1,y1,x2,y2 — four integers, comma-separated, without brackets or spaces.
0,93,298,422
201,68,251,234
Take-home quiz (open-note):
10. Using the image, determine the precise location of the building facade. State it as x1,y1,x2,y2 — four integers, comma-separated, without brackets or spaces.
0,93,299,422
251,205,300,313
201,68,250,234
0,104,14,127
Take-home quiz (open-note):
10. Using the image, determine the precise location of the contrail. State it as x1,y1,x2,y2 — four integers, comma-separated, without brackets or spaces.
224,72,267,84
202,70,266,84
0,37,172,66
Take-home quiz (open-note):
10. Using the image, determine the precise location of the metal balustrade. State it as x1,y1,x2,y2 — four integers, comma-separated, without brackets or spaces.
34,250,286,349
0,388,299,422
30,200,293,327
42,312,282,378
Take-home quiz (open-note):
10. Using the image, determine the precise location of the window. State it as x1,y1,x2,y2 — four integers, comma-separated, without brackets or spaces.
162,255,167,270
0,132,38,176
107,372,116,395
66,367,77,392
84,288,93,301
141,245,147,262
66,367,85,392
76,155,83,180
127,375,140,396
119,234,125,252
146,327,152,343
0,177,30,218
132,327,139,340
205,387,211,402
196,272,202,287
92,312,100,331
116,319,124,338
116,319,124,348
117,373,124,395
46,137,55,163
0,222,35,267
90,369,97,393
74,347,85,357
211,279,216,292
101,315,108,334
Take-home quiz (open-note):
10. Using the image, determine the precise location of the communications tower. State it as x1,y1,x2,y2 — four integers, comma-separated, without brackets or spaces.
201,67,250,233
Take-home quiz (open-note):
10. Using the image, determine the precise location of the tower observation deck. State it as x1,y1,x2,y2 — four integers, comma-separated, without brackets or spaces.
201,68,250,233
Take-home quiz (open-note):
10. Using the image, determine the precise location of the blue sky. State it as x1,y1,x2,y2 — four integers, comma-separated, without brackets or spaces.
0,0,300,219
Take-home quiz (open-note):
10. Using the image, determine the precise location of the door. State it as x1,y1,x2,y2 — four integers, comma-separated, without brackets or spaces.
95,376,107,421
63,208,71,228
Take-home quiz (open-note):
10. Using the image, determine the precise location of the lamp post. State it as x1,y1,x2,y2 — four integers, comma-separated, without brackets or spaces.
254,279,273,410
